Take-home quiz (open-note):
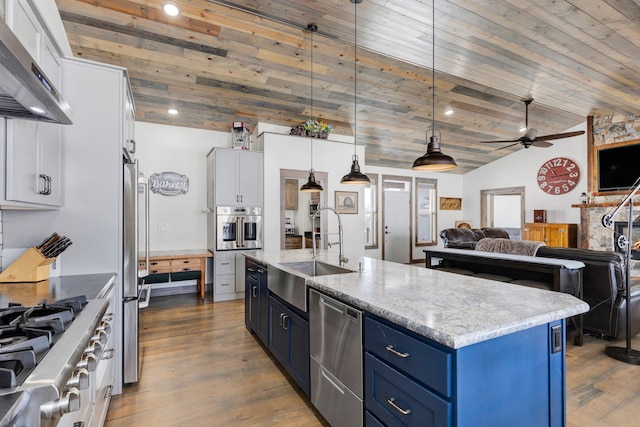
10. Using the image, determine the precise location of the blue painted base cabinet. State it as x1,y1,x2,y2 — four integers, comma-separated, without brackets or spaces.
268,295,310,396
245,260,268,345
364,315,566,427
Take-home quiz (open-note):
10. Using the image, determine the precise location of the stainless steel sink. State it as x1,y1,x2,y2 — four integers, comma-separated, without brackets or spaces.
279,260,353,277
268,261,354,312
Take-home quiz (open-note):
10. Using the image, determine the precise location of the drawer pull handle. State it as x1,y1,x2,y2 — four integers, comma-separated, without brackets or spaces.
386,345,410,358
221,262,230,266
387,397,411,415
321,370,345,395
104,384,113,399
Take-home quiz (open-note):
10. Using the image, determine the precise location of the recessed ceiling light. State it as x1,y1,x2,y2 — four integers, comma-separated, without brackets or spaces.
29,106,45,114
168,108,179,115
163,2,180,17
444,108,454,116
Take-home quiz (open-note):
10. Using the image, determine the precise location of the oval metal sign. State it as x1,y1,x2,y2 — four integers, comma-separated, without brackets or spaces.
149,171,189,196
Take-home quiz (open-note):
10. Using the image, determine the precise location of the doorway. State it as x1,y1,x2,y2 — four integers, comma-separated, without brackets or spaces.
382,176,411,263
279,169,328,250
480,187,525,239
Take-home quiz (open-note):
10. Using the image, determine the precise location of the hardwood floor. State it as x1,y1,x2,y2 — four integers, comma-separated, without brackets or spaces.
105,294,328,427
106,294,640,427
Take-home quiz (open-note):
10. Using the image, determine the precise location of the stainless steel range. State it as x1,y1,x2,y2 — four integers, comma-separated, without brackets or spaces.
0,295,112,427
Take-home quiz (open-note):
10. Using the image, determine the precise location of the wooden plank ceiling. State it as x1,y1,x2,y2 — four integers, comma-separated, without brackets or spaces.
55,0,640,174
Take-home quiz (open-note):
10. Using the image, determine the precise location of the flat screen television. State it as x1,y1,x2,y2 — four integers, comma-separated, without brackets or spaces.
597,142,640,191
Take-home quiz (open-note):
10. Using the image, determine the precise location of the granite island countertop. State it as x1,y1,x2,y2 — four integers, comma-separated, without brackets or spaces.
244,250,589,349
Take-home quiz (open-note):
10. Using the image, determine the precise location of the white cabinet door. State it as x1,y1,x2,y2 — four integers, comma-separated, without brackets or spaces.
214,149,240,206
8,0,41,61
238,151,263,206
214,149,263,206
5,119,61,206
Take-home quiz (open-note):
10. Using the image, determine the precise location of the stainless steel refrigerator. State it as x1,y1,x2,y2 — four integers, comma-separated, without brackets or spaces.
123,157,144,384
53,57,145,392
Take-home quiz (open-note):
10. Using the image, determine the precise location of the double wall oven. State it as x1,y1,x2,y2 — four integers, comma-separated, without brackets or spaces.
216,206,262,251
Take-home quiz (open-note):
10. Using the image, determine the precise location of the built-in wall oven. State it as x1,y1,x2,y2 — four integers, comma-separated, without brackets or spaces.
216,206,263,251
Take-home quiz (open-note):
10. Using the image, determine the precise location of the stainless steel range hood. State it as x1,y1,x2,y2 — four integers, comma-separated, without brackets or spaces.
0,18,72,124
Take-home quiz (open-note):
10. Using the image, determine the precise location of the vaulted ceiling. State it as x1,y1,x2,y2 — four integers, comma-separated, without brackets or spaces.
55,0,640,173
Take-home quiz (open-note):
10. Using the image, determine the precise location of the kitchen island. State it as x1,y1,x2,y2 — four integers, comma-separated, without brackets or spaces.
244,250,589,427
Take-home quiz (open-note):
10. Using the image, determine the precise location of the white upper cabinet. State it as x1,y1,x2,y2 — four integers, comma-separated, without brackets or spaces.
214,148,263,207
1,0,64,208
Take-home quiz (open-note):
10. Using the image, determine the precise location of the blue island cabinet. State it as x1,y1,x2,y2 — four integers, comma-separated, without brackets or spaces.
245,259,269,345
268,295,310,396
364,315,566,427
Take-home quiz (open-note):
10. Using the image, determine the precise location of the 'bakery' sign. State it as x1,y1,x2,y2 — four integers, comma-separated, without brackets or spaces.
149,171,189,196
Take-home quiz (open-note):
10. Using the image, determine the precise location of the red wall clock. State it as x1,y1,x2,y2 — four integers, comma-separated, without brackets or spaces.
537,157,580,195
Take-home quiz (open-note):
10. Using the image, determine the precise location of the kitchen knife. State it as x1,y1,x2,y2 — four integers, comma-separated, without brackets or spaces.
40,235,61,254
49,240,72,258
36,232,60,250
43,237,69,258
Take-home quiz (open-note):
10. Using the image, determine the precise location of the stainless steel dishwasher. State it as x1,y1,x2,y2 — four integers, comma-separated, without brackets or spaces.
309,288,363,427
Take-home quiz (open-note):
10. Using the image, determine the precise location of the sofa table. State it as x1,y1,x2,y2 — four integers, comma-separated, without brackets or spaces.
424,247,586,345
139,249,212,299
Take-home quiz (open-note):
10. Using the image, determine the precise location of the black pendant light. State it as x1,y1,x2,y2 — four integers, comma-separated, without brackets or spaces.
411,0,457,172
341,0,370,185
301,23,324,192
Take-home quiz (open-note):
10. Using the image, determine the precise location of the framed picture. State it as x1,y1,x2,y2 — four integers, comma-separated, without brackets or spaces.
335,191,358,214
439,197,462,210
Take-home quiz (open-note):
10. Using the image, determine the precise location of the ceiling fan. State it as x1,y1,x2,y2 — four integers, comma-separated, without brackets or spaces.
479,98,585,150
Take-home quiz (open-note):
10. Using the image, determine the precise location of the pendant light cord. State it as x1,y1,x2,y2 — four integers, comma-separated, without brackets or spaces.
431,0,435,137
310,24,315,169
354,1,358,156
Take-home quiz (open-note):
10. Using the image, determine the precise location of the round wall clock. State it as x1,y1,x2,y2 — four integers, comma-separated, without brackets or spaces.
536,157,580,195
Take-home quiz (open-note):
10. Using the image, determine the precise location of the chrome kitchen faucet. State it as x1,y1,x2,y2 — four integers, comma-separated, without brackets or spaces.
311,206,348,266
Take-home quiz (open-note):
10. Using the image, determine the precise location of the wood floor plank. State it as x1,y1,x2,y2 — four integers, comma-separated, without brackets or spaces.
106,293,640,426
105,294,327,427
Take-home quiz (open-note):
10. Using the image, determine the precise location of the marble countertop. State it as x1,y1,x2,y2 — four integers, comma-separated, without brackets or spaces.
244,250,589,349
0,273,117,307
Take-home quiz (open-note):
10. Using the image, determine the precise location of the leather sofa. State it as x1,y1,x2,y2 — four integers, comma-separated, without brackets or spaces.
439,227,510,249
536,247,640,341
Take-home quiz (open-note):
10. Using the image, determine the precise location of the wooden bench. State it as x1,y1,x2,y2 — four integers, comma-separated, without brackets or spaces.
139,249,212,299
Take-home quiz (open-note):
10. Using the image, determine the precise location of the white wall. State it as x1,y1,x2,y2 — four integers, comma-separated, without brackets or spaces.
261,132,366,262
462,123,587,227
363,165,464,260
134,122,228,251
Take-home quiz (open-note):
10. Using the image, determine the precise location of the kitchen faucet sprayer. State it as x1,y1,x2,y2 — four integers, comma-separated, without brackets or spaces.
311,206,348,266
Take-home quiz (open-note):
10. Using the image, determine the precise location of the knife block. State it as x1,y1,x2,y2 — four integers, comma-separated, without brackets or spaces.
0,247,55,282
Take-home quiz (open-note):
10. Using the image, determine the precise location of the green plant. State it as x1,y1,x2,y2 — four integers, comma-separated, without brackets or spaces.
303,119,331,134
